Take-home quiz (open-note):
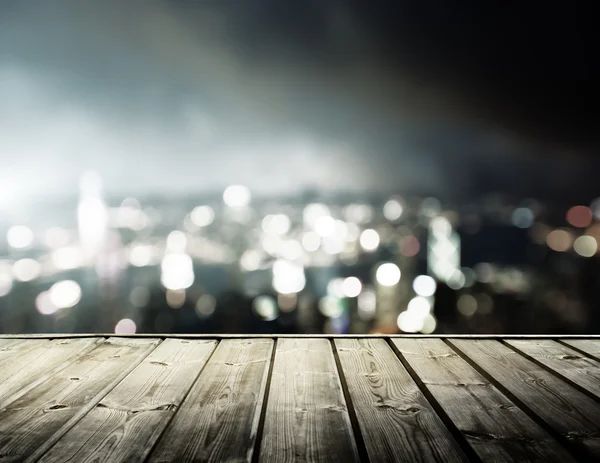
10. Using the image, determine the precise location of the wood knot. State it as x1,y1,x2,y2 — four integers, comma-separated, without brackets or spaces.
561,355,580,360
45,404,68,411
150,361,169,366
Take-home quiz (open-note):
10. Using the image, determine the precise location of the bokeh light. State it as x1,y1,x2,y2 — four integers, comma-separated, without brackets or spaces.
195,294,217,317
546,229,573,252
223,185,251,208
12,258,41,282
413,275,437,297
573,235,597,257
49,280,82,309
272,260,306,294
191,206,215,227
342,277,362,298
360,229,380,251
383,198,404,221
566,206,592,228
253,295,278,321
376,263,401,286
511,207,535,228
7,225,34,249
115,318,137,334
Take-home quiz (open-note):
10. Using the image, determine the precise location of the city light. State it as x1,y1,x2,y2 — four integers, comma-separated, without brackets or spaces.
272,260,306,294
574,235,597,257
115,318,137,334
223,185,251,208
360,229,380,251
161,252,194,290
342,277,362,298
383,198,404,221
191,206,215,227
7,225,34,249
413,275,437,297
376,263,401,286
12,258,41,282
49,280,82,309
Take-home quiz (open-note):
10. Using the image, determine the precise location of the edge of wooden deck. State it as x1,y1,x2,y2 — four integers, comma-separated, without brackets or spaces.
2,334,600,339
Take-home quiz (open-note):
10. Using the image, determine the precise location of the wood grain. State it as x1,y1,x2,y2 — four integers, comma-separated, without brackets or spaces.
259,338,360,463
147,339,273,463
392,338,575,462
562,339,600,360
335,338,467,462
506,339,600,398
452,339,600,459
0,337,158,463
0,338,102,408
37,339,216,463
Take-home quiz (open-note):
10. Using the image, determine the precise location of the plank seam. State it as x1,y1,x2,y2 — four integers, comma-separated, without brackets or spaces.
445,339,591,462
141,339,220,463
555,339,600,363
250,338,277,463
0,338,105,410
386,339,482,463
330,339,371,463
501,340,600,403
24,339,162,463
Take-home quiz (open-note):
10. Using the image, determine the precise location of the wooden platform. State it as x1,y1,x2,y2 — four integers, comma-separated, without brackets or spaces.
1,335,600,462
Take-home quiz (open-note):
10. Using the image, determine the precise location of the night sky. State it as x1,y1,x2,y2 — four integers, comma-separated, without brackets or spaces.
0,1,597,202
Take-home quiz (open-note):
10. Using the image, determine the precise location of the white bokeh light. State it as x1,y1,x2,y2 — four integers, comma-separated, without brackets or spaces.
342,277,362,298
7,225,34,249
272,260,306,294
360,229,380,251
376,263,401,286
412,275,437,297
12,258,41,282
383,198,404,221
161,252,195,290
191,206,215,227
115,318,137,334
49,280,82,309
223,185,251,208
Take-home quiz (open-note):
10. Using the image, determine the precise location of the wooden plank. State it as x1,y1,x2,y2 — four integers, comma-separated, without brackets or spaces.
335,338,467,462
0,338,103,408
259,338,360,462
506,339,600,398
392,338,575,462
147,339,273,463
37,338,216,463
0,339,50,375
0,337,158,463
562,339,600,360
452,339,600,459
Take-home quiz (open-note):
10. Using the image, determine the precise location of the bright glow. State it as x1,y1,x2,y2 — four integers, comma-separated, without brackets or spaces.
129,287,150,308
315,215,336,237
240,250,262,271
327,278,345,298
358,288,376,320
319,296,344,318
430,217,452,237
567,206,592,228
161,252,195,290
333,220,349,241
421,314,437,334
191,206,215,227
272,260,306,294
0,273,13,297
196,294,217,317
49,280,82,309
397,311,424,333
7,226,34,249
166,289,186,308
304,203,330,227
512,208,535,228
36,291,58,315
447,270,466,290
342,277,362,298
376,263,401,286
344,204,373,223
167,231,187,252
223,185,251,208
407,296,432,318
253,295,278,320
129,244,155,267
78,196,108,255
52,246,84,270
574,235,597,257
262,214,291,235
413,275,437,297
360,229,380,251
12,258,41,282
302,232,320,252
44,227,72,249
115,318,136,334
322,238,344,255
546,229,573,252
280,240,303,261
383,198,404,221
400,235,420,257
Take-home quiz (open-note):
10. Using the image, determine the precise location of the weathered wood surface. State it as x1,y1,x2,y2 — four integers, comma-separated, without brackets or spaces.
259,338,360,462
38,339,216,463
0,337,158,462
334,338,467,462
148,339,273,463
451,339,600,460
2,336,600,462
506,339,600,398
392,338,575,462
